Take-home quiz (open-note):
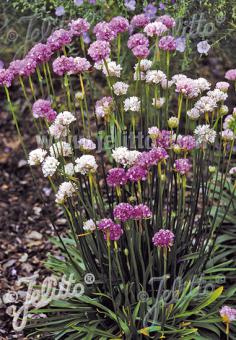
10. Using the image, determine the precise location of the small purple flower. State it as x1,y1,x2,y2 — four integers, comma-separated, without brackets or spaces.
220,306,236,323
157,15,175,28
132,45,149,59
52,56,75,76
127,33,149,50
131,14,150,28
143,4,157,20
32,99,57,122
159,35,176,51
107,168,127,187
104,223,123,241
88,40,111,62
0,60,4,69
152,229,175,247
225,69,236,81
159,2,166,10
47,29,72,52
69,18,90,36
97,218,113,231
177,135,196,151
55,6,65,16
27,43,53,64
132,204,152,219
156,130,173,148
83,32,91,44
124,0,136,11
127,165,147,182
93,22,116,41
174,158,191,175
109,16,129,34
175,37,186,53
197,40,210,55
74,0,84,6
113,203,133,222
137,147,168,169
72,57,91,74
0,68,14,87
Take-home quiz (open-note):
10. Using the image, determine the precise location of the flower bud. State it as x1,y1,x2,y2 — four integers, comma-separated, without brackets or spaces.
172,144,181,154
168,117,179,129
208,166,216,173
75,91,84,101
124,248,129,256
219,105,229,116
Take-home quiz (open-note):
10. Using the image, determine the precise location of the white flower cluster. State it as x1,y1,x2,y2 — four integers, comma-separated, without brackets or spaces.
113,82,129,96
144,22,168,37
49,111,76,139
194,124,216,145
42,156,59,177
152,97,165,109
148,127,160,138
124,96,140,112
112,147,141,167
220,129,235,142
83,219,96,231
55,181,76,204
50,142,72,158
64,163,75,176
28,148,47,166
74,155,98,175
78,138,96,152
195,96,217,113
95,59,122,78
134,59,152,72
187,108,201,120
146,70,166,84
207,89,228,103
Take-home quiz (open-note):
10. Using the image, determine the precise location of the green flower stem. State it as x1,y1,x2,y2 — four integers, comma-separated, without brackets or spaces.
64,74,72,112
117,33,121,64
177,93,183,120
126,223,140,293
28,75,36,101
36,67,44,97
46,62,56,98
42,63,51,97
79,74,91,136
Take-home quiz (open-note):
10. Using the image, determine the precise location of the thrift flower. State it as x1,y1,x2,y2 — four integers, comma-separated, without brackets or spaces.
42,156,59,177
124,96,140,112
174,158,192,175
159,36,176,51
113,203,134,222
107,168,127,187
28,149,47,166
197,40,210,55
88,40,111,62
74,155,98,175
55,182,76,204
152,229,175,247
83,219,96,231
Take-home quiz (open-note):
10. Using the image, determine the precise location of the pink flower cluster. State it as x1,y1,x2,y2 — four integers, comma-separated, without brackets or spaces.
53,56,91,76
225,69,236,81
88,40,111,62
159,35,176,51
107,165,148,187
95,96,113,118
127,33,149,59
152,229,175,247
156,130,173,148
157,15,176,29
136,147,168,169
174,158,191,175
97,218,123,241
68,18,90,36
32,99,57,122
109,16,129,34
113,203,152,222
130,14,150,28
177,135,196,152
220,305,236,322
93,22,116,42
0,68,14,87
47,29,73,52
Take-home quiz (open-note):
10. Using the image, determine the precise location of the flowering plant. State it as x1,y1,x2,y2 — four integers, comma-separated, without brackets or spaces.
2,9,236,339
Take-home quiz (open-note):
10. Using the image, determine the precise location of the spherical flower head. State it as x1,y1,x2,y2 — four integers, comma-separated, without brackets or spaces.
144,3,157,20
130,14,150,28
10,58,37,77
93,22,116,42
0,68,14,87
55,6,65,17
78,138,96,152
219,105,229,116
152,229,175,247
113,203,134,222
109,16,129,34
195,96,217,113
49,123,68,138
146,70,166,85
132,204,152,219
32,99,56,121
124,0,136,11
127,165,147,182
72,57,91,74
207,89,228,103
175,37,186,53
47,29,72,52
106,223,123,241
159,35,176,51
135,59,152,72
27,43,53,64
113,82,129,96
194,77,211,92
229,167,236,176
194,125,216,145
68,18,90,36
107,168,127,187
64,163,75,176
52,56,75,76
220,129,235,142
223,114,236,131
215,81,230,92
88,40,111,62
55,181,76,204
197,40,210,55
144,22,168,37
127,33,149,50
132,45,149,59
157,15,176,29
174,158,191,175
187,108,201,120
102,60,122,77
177,135,196,151
97,218,114,231
148,127,160,139
176,78,200,98
156,130,173,148
112,147,141,167
83,219,96,231
74,155,98,175
28,148,47,166
220,306,236,323
124,96,140,112
225,69,236,81
168,117,179,129
95,96,113,118
137,147,168,169
42,156,59,177
50,141,72,158
55,111,76,126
